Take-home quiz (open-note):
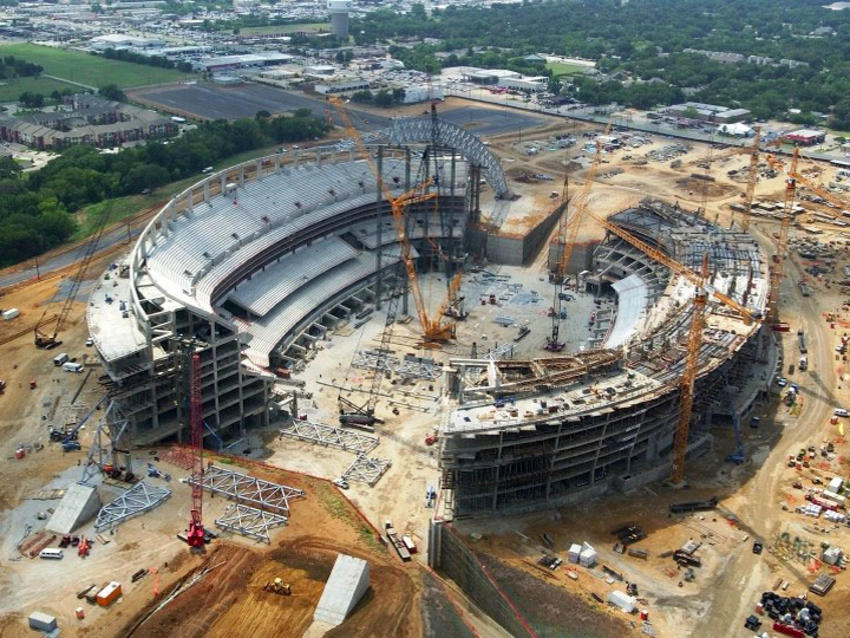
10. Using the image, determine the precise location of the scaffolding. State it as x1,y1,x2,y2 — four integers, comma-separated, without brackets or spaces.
94,481,171,531
214,504,289,543
187,465,304,516
342,454,392,486
279,420,379,455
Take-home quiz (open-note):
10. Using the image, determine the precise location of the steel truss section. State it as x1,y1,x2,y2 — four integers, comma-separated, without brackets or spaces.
279,421,379,455
342,454,392,486
352,349,399,374
94,481,171,531
395,359,441,380
215,503,288,543
377,117,513,199
188,465,305,516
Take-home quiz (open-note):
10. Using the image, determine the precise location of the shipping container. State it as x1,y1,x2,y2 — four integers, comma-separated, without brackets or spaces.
39,548,64,560
96,581,122,607
53,353,69,366
62,362,84,373
2,308,19,321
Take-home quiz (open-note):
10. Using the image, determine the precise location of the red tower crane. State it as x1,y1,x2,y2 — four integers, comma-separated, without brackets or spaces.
186,351,205,550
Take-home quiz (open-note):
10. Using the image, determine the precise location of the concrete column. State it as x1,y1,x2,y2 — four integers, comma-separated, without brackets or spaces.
203,180,210,203
239,166,245,187
256,159,262,180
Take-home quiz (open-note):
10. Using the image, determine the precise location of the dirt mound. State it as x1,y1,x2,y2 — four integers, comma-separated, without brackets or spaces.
123,533,418,637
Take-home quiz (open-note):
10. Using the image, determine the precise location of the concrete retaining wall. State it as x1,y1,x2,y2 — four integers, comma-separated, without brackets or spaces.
468,205,563,266
428,520,535,637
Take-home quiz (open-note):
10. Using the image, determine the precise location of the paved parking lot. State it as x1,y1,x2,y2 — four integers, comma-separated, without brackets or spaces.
438,105,548,136
131,83,391,130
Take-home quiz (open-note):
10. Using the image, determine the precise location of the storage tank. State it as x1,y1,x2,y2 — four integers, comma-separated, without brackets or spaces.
328,0,351,40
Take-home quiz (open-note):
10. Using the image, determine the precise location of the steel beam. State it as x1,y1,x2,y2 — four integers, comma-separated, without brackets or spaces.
279,420,379,455
188,465,304,515
214,503,288,543
94,481,171,531
342,454,392,486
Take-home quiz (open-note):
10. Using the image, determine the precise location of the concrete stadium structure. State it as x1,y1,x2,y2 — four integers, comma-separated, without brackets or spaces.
87,117,772,516
439,200,772,516
87,117,498,448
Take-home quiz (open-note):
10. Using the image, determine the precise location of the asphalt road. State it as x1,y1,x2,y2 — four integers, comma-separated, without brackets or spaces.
0,225,139,291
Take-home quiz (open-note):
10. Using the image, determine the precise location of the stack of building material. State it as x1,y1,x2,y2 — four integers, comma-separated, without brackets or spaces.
579,542,597,567
568,543,582,563
824,510,845,523
828,477,844,493
822,546,843,566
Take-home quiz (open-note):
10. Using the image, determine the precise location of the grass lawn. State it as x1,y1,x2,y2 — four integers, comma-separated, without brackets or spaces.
546,61,588,77
0,43,193,89
0,75,78,102
240,22,330,35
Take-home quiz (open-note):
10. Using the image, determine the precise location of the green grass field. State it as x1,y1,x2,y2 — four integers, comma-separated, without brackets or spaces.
0,43,192,89
546,61,589,76
240,22,330,35
0,75,78,102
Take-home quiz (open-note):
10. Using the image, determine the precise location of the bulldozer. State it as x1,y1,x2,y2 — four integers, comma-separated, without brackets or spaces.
263,578,291,596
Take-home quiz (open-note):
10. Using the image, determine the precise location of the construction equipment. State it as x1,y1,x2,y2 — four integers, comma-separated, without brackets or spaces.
737,125,761,232
34,203,114,349
186,351,205,550
338,291,398,427
546,122,611,351
263,578,292,595
670,254,709,485
327,96,459,342
764,152,798,324
786,147,849,215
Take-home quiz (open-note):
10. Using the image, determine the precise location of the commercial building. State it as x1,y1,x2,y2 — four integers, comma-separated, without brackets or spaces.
665,102,751,124
784,129,826,146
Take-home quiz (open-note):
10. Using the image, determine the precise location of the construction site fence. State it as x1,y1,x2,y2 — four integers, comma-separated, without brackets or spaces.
429,520,538,638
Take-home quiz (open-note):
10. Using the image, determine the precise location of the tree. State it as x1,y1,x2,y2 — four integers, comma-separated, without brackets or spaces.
18,91,44,108
255,110,271,120
0,156,21,180
99,84,126,102
373,90,394,108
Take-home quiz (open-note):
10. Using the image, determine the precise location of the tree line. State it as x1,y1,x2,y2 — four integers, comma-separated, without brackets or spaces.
353,0,850,128
0,111,330,267
101,48,194,73
0,54,42,79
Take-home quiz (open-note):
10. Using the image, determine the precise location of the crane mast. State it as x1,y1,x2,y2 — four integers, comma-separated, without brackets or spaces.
186,351,205,550
671,254,709,485
327,96,458,342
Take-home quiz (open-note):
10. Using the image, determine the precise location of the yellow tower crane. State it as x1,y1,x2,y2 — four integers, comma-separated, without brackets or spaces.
327,96,458,342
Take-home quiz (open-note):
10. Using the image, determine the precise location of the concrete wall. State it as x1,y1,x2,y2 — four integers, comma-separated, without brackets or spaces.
468,204,563,266
428,520,533,637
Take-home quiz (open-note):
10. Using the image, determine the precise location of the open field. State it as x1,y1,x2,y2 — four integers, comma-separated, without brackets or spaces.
240,22,330,35
545,61,588,76
0,44,192,89
0,75,77,102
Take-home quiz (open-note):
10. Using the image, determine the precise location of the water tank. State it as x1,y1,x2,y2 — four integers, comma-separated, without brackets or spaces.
327,0,351,39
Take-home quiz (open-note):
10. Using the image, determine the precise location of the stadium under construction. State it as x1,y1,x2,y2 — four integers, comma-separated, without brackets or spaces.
86,114,774,517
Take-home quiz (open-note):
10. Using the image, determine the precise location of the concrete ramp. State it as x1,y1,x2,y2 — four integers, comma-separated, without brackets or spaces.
313,554,370,626
47,483,101,534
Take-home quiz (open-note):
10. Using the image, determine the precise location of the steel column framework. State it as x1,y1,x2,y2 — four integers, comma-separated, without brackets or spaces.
214,503,288,543
94,481,171,531
187,465,304,515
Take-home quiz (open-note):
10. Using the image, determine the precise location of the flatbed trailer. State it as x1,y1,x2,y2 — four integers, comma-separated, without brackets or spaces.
385,522,411,562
